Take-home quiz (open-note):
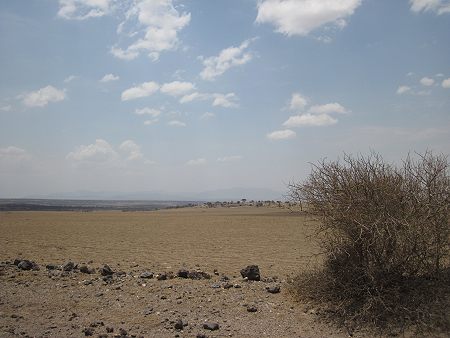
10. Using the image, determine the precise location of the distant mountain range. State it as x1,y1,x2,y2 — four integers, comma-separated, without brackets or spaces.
25,187,286,202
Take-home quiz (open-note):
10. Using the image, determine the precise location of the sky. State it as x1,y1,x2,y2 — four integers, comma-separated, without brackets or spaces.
0,0,449,198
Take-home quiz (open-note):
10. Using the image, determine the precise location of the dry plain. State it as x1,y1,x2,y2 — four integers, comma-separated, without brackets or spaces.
0,207,364,337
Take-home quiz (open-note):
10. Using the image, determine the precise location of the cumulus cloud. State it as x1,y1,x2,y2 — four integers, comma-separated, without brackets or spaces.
134,107,161,117
168,120,186,127
308,103,347,114
397,85,412,95
0,105,12,112
66,139,118,162
160,81,195,96
186,158,207,166
212,93,239,108
144,118,159,125
200,112,215,120
289,92,308,110
420,77,435,86
100,73,120,82
410,0,450,14
266,129,296,140
119,140,144,161
23,85,66,107
111,0,191,61
121,81,159,101
57,0,112,20
200,39,254,81
283,113,337,127
217,155,243,162
179,92,210,104
442,78,450,88
256,0,361,37
64,75,78,83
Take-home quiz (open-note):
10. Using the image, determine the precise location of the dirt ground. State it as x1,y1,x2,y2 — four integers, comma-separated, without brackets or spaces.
0,207,361,338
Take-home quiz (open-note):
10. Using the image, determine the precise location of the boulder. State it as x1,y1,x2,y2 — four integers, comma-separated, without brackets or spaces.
240,265,260,281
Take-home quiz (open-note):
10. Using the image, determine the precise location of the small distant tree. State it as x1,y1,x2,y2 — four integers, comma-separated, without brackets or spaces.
288,151,450,334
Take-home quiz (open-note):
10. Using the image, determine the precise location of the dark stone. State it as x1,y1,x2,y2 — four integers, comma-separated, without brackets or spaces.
46,264,59,270
240,265,260,281
188,271,211,280
106,327,114,333
119,328,127,336
139,271,153,279
156,273,167,281
80,265,94,274
203,322,219,331
266,285,280,294
62,261,75,271
174,319,184,330
17,260,35,271
82,327,94,336
247,306,257,312
13,258,21,266
177,269,189,278
100,264,113,276
219,275,229,282
196,334,207,338
223,283,233,289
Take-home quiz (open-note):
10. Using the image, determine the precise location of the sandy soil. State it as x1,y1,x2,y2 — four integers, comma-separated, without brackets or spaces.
0,207,356,338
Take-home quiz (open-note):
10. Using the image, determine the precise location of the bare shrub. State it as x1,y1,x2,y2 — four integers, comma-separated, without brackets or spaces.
288,152,450,334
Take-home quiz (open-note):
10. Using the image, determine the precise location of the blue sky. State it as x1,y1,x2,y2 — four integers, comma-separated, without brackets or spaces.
0,0,449,198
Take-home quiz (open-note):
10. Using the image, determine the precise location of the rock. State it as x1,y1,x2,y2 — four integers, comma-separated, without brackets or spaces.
203,322,219,331
80,265,95,274
156,273,167,281
100,264,113,276
196,334,207,338
240,265,260,281
174,319,184,330
220,275,229,282
46,264,59,270
266,285,280,294
233,284,241,289
17,260,38,271
188,271,211,280
82,327,94,336
223,283,233,289
63,261,75,271
139,271,153,279
213,269,219,275
211,283,221,289
13,258,22,266
247,306,257,312
177,269,189,278
106,326,114,333
143,307,153,316
119,328,127,336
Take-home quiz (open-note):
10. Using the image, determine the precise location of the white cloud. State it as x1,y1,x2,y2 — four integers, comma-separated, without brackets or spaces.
217,155,243,162
160,81,195,96
186,158,207,166
212,93,238,108
0,105,12,112
256,0,361,37
200,39,254,81
397,85,412,95
144,118,159,125
121,81,159,101
66,139,118,162
308,102,347,114
200,112,215,120
168,120,186,127
100,73,120,83
64,75,78,83
112,0,191,61
420,77,435,86
266,129,296,140
179,92,210,104
119,140,144,161
283,113,337,127
410,0,450,14
23,85,66,107
135,107,161,117
289,92,308,110
57,0,112,20
442,78,450,88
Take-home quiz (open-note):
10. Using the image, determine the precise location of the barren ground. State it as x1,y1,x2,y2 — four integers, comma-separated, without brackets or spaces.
0,207,367,337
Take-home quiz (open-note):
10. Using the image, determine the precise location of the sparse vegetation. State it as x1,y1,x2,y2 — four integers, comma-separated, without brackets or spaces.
288,152,450,335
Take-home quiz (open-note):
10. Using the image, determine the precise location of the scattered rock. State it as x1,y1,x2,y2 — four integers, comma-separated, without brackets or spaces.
233,284,241,289
188,270,211,280
100,265,113,276
139,271,153,279
143,307,153,316
213,269,219,275
82,327,94,336
62,261,75,272
118,328,127,336
247,306,258,312
203,322,219,331
177,269,189,278
266,285,280,294
211,283,221,289
13,258,22,266
240,265,260,281
223,282,233,289
80,265,95,274
174,319,184,330
106,326,114,333
156,273,167,281
46,264,59,270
